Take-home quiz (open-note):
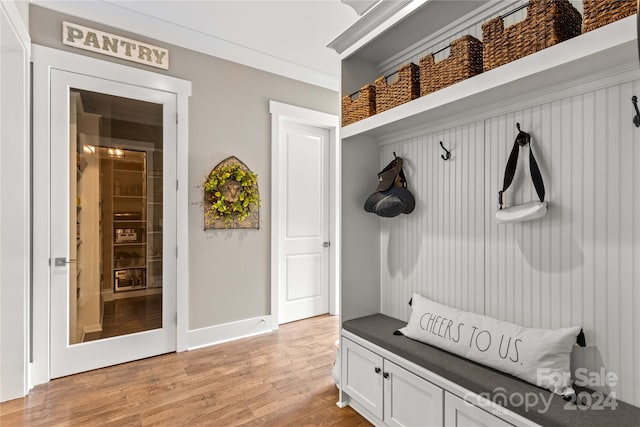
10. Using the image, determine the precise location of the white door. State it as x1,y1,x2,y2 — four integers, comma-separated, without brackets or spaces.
50,69,177,378
277,121,330,324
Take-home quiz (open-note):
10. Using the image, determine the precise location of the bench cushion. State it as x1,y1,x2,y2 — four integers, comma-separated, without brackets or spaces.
343,313,640,427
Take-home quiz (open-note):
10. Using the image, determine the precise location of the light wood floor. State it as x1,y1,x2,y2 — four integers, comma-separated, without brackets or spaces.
0,314,370,426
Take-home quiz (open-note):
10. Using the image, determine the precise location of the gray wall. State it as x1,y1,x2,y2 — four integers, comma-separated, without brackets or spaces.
29,5,339,330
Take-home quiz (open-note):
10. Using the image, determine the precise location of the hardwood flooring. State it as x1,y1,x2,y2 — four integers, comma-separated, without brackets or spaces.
84,294,162,342
0,315,370,426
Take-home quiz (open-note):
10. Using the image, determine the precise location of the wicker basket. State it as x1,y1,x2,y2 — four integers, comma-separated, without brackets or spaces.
482,0,582,72
374,63,420,113
583,0,637,32
342,85,376,126
419,35,483,97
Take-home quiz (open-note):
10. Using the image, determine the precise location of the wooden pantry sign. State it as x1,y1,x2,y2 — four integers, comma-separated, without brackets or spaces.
63,22,169,70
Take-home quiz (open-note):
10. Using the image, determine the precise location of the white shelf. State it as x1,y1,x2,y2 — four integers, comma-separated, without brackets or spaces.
341,16,637,141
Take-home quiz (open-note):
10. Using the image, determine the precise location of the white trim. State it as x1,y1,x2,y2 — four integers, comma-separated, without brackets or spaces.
327,0,412,56
31,44,191,385
1,1,30,49
32,0,338,91
269,101,340,327
0,0,31,402
187,316,273,350
176,84,190,353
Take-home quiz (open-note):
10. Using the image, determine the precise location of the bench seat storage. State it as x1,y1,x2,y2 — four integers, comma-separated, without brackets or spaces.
341,314,640,427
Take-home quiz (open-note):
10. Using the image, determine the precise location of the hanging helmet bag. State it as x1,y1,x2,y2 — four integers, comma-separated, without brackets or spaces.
495,123,547,224
364,154,415,218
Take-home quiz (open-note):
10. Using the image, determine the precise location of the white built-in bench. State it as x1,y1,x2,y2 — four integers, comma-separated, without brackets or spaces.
341,314,640,427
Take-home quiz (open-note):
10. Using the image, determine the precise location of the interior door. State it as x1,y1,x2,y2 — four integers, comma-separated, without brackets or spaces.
50,69,177,378
278,121,330,324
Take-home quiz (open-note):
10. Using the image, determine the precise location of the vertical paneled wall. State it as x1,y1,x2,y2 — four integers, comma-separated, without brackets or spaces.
380,121,485,321
379,79,640,407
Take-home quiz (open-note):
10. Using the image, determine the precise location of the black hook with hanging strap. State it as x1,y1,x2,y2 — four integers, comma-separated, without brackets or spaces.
498,123,545,210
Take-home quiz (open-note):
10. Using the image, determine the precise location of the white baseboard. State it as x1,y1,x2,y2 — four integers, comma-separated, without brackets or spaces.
187,315,273,350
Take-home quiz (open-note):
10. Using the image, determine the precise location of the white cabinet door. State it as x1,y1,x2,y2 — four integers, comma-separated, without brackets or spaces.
342,338,384,419
444,392,513,427
384,360,444,427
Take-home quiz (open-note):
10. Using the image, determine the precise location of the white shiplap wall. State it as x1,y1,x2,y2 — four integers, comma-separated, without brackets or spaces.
379,79,640,407
380,122,485,320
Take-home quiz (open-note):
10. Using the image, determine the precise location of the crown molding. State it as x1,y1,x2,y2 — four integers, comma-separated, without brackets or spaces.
32,0,339,91
327,0,411,56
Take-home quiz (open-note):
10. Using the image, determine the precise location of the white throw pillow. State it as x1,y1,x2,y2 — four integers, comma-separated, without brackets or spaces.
399,293,580,396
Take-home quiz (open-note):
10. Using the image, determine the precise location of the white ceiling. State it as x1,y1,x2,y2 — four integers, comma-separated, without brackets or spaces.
34,0,361,90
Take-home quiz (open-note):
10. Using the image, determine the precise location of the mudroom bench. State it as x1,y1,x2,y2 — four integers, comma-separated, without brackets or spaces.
340,314,640,427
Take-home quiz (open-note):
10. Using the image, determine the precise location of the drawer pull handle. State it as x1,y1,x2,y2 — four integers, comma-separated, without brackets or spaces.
383,372,389,379
374,367,381,374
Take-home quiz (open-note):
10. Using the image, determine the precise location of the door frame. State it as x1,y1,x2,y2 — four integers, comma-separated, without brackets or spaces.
31,45,191,386
269,100,340,327
0,0,31,402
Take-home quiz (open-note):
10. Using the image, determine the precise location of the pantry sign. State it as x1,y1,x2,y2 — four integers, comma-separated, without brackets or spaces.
63,22,169,70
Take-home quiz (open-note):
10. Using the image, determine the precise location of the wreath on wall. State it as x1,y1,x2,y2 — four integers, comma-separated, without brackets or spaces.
204,156,260,229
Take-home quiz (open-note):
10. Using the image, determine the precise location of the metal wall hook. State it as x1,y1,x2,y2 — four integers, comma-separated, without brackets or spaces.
439,141,451,161
632,96,640,127
515,122,531,146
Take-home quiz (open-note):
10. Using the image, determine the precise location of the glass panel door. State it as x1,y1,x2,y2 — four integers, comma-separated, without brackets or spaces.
71,89,165,344
51,69,176,378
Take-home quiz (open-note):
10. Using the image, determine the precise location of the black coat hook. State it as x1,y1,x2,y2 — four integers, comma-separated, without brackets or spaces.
632,96,640,127
439,141,451,161
515,122,531,146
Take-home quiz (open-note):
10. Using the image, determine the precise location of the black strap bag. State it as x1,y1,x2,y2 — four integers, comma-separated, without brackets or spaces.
495,123,547,224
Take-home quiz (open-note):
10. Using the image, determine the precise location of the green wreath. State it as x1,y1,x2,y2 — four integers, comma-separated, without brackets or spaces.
204,164,260,225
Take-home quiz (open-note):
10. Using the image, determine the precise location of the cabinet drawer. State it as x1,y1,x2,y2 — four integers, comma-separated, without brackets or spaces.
342,338,384,419
444,392,513,427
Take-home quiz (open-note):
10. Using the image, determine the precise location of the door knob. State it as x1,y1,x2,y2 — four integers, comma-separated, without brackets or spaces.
383,372,389,379
374,367,381,374
54,257,77,266
322,241,330,248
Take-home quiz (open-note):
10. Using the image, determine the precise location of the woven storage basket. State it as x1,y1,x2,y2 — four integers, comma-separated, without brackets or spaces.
375,63,420,113
583,0,637,32
342,85,376,126
482,0,582,72
419,35,483,97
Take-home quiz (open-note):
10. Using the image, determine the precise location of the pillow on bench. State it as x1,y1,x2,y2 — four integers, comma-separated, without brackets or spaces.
398,293,581,397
